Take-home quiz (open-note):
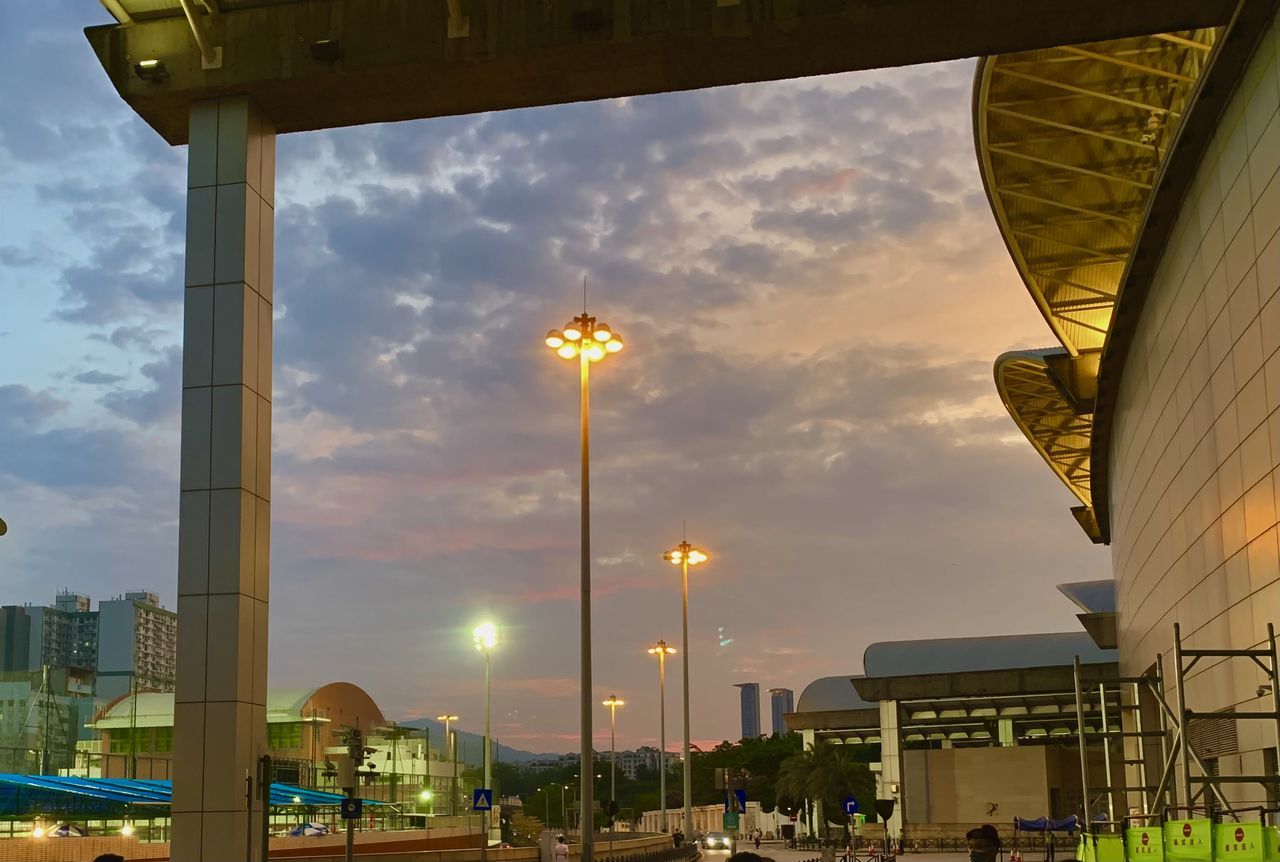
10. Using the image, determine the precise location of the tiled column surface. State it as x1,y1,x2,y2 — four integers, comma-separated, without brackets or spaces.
1111,9,1280,809
171,96,275,861
877,700,903,837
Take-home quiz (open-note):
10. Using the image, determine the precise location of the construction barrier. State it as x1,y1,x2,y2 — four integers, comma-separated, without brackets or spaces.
1165,820,1213,862
1073,817,1280,862
1126,826,1164,862
1214,822,1265,862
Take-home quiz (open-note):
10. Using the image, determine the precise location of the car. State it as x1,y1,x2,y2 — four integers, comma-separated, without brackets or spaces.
702,831,731,850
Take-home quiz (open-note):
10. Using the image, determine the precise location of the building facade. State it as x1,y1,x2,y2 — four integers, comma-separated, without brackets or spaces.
96,591,178,699
787,621,1118,839
768,688,794,736
0,667,97,774
988,9,1280,812
0,591,177,702
735,682,761,739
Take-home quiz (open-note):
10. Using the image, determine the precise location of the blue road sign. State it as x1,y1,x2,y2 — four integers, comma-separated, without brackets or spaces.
340,797,362,820
723,788,747,813
473,788,493,811
845,797,859,815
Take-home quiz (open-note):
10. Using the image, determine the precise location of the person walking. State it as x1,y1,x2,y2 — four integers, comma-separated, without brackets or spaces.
554,835,569,862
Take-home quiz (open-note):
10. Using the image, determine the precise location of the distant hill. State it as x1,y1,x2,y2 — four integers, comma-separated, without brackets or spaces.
399,717,561,766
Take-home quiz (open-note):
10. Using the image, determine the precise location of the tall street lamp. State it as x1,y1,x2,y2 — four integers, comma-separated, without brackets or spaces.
663,539,709,841
436,714,460,816
647,641,676,833
544,308,625,862
601,695,624,804
473,622,499,844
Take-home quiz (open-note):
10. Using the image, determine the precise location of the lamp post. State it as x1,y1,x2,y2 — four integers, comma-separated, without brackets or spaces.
647,641,676,833
601,696,624,803
602,695,623,857
436,714,459,816
663,539,709,842
473,623,499,845
544,308,625,862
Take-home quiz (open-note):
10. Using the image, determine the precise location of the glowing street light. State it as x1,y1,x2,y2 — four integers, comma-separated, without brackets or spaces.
437,713,460,816
601,695,625,803
647,641,676,833
544,304,625,862
663,538,709,841
473,622,499,844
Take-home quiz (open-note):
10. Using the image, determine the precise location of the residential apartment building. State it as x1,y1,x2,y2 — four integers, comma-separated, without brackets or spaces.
0,590,177,701
96,592,178,699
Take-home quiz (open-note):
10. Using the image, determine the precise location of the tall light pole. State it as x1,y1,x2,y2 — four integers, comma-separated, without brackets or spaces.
545,307,625,862
663,539,709,841
436,714,459,816
473,623,498,844
601,696,624,803
647,641,676,833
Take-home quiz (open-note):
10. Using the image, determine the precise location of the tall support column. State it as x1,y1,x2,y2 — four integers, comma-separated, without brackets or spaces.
171,96,275,862
878,700,903,842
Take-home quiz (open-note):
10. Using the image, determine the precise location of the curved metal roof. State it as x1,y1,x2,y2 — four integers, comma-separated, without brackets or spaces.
995,349,1092,507
796,675,877,713
976,28,1219,532
976,30,1216,356
863,632,1116,677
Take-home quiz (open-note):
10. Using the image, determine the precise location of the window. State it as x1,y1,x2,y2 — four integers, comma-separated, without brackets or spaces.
268,722,303,750
154,726,173,753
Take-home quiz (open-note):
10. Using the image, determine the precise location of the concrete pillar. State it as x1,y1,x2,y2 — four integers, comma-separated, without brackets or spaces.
171,96,275,862
877,700,902,840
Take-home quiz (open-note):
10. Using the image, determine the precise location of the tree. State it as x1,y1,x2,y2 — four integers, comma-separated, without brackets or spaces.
511,812,545,844
776,740,875,832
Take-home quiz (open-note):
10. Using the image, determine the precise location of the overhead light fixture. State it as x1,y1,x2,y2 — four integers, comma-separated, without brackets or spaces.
134,59,169,82
310,39,343,63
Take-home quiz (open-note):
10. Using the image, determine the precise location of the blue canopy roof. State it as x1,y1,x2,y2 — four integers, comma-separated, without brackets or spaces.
0,774,376,818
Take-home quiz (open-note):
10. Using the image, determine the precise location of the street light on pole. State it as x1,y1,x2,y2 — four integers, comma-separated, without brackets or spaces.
601,696,624,803
663,538,709,842
473,623,499,845
436,714,459,816
544,304,625,862
647,641,676,833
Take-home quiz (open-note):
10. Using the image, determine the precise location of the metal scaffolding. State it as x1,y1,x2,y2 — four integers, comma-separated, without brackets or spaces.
1073,658,1168,821
1171,622,1280,815
1076,622,1280,822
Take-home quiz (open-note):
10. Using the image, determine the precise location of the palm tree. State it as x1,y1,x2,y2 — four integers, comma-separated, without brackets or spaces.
777,740,873,839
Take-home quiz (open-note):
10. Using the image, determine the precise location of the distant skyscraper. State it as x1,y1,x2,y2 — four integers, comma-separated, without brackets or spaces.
735,683,761,739
768,687,795,735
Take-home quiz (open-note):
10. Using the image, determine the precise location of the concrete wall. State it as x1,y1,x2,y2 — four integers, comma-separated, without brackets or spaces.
903,747,1052,822
1109,5,1280,807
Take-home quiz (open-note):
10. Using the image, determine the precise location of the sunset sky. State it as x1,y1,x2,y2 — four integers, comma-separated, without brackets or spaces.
0,1,1108,753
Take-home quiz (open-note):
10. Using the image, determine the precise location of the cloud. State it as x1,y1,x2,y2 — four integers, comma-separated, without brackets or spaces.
73,370,125,386
2,11,1097,752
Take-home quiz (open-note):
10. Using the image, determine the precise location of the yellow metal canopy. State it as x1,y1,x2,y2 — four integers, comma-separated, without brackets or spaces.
978,28,1218,536
995,351,1092,508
